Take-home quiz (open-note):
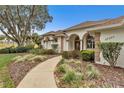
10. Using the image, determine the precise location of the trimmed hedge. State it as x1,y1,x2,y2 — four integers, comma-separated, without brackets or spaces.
62,51,70,59
81,50,95,61
44,49,56,55
29,48,56,55
62,50,80,59
0,45,34,54
0,47,12,54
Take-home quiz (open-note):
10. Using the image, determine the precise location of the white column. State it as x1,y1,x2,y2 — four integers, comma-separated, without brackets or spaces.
80,39,83,51
66,40,69,51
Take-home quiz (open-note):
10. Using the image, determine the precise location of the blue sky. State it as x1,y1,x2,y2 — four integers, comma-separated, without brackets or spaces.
38,5,124,34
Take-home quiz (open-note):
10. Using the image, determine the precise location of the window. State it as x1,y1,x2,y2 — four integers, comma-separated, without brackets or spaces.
54,37,58,42
86,34,95,49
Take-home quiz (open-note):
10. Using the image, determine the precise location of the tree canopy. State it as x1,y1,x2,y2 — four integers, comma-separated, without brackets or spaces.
32,33,41,47
0,35,5,40
0,5,52,46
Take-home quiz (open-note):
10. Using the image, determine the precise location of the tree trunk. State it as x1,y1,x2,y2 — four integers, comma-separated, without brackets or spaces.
17,41,26,47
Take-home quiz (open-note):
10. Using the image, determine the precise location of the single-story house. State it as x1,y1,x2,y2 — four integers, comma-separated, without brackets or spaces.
41,16,124,68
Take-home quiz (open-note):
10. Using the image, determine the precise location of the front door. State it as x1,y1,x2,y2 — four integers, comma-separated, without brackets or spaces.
75,41,80,50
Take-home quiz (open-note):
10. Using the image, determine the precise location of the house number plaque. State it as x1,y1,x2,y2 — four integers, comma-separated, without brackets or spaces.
105,35,115,41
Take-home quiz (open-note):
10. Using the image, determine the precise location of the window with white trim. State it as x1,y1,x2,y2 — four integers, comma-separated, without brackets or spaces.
86,34,95,49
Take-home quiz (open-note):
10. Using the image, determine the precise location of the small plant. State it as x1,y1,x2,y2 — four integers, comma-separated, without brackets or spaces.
71,50,80,59
63,70,77,83
81,81,96,88
100,83,113,88
14,54,35,62
25,44,34,49
86,64,100,79
29,48,45,55
98,42,124,67
62,51,69,59
59,59,65,65
57,64,67,73
62,69,83,84
12,56,22,61
75,73,84,81
62,50,80,59
29,55,47,62
44,49,56,55
81,50,95,61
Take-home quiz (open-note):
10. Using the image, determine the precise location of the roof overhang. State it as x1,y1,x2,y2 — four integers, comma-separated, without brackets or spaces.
64,19,124,32
87,23,124,32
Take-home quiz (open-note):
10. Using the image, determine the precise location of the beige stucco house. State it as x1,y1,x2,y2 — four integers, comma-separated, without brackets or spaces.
41,16,124,68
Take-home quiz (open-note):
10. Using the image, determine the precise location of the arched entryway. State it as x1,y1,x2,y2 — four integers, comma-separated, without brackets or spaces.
74,36,80,50
82,32,95,50
82,32,95,62
69,34,80,51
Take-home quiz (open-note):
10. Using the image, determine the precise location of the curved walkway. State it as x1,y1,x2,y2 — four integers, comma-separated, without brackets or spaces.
17,56,62,88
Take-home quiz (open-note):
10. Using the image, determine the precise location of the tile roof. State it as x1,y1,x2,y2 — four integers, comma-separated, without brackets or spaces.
42,30,65,36
41,16,124,36
64,16,124,31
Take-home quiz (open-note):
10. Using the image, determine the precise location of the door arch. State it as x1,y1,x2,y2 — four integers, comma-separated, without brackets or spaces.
69,34,80,51
74,36,80,50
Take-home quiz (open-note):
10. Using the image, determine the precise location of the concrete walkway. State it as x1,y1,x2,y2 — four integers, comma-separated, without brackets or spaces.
17,56,62,88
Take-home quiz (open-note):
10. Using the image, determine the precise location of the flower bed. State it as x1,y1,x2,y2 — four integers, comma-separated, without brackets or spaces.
54,59,124,88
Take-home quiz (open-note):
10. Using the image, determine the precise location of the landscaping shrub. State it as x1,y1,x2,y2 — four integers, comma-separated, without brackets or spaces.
63,70,83,84
57,64,67,73
0,45,34,54
62,50,80,59
71,50,80,59
9,48,16,53
86,64,99,79
29,48,46,55
28,55,47,62
13,54,47,63
63,70,77,83
75,73,84,81
29,48,56,55
44,49,56,55
98,42,124,67
0,47,10,54
100,83,113,88
81,50,95,61
25,44,34,50
29,48,37,54
15,46,29,53
58,59,65,65
62,51,69,59
71,73,84,88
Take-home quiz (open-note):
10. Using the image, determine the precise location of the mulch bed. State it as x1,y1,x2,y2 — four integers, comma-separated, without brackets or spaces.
54,60,124,88
9,55,57,87
93,63,124,87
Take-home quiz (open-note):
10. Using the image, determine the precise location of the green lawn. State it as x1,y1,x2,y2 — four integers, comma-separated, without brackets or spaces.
0,54,16,88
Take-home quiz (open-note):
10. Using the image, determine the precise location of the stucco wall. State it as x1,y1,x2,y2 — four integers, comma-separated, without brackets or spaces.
64,29,88,51
57,37,61,52
98,28,124,68
66,29,87,39
41,27,124,68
